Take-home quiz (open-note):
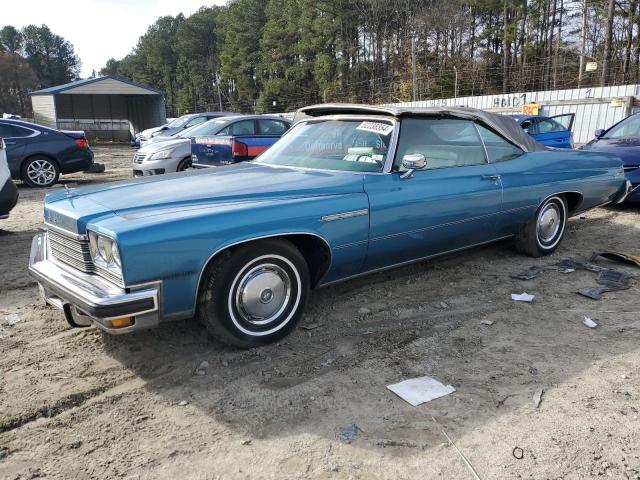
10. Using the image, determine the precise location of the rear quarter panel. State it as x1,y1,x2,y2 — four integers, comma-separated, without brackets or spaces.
494,150,624,234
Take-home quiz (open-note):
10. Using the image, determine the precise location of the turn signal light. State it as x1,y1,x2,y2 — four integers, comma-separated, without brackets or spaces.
110,317,133,328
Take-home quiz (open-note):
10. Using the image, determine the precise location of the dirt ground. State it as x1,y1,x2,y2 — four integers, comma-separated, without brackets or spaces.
1,145,640,480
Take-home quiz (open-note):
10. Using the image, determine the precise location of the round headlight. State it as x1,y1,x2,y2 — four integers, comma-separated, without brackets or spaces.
97,235,113,263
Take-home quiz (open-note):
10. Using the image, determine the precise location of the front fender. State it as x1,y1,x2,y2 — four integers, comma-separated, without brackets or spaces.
92,193,370,316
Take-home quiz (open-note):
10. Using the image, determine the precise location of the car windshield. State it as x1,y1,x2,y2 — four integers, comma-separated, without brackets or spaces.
166,116,191,129
604,115,640,139
176,119,229,138
256,119,394,173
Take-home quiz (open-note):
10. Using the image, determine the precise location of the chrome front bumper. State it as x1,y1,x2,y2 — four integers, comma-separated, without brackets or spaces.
28,233,160,334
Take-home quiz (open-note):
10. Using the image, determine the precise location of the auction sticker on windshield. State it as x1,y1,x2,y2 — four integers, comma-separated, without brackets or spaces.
356,121,394,136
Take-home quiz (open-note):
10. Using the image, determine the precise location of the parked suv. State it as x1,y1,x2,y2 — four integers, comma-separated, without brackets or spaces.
0,119,94,188
0,137,19,218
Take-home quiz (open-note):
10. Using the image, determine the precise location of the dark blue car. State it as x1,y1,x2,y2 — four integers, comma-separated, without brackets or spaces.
581,113,640,202
511,114,575,149
191,116,291,167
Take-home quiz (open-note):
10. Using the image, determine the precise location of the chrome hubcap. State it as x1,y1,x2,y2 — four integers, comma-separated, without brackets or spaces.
27,160,56,185
537,203,561,243
235,263,291,325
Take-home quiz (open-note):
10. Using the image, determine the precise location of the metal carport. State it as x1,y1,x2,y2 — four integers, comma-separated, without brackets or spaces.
30,75,166,141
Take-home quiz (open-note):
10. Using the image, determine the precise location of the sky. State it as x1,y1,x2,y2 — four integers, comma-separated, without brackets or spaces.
3,0,226,78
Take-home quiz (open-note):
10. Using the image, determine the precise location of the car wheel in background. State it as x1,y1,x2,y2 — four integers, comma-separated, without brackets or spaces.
21,156,60,188
177,157,192,172
515,195,567,257
198,239,310,348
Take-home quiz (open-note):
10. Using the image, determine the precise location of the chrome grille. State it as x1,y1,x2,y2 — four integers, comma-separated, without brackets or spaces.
133,152,146,164
48,230,125,287
48,230,94,273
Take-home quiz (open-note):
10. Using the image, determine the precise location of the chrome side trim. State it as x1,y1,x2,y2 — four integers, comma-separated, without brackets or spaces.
44,222,87,241
321,209,369,222
192,231,333,315
318,235,514,288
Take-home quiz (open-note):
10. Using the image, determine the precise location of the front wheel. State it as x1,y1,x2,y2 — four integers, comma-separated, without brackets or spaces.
177,157,192,172
197,239,310,348
21,156,60,188
515,195,568,257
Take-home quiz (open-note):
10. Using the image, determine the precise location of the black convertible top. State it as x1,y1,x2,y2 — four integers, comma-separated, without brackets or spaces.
296,103,547,153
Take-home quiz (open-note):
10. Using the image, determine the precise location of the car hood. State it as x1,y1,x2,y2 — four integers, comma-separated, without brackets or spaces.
582,138,640,165
138,137,190,153
44,162,364,232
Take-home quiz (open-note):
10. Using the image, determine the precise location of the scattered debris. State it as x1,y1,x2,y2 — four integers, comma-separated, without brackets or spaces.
438,301,449,309
529,367,539,375
512,446,524,460
590,251,640,269
387,376,455,406
511,293,535,303
178,400,189,406
195,360,209,376
358,307,371,315
5,313,21,326
338,424,360,444
300,323,320,331
583,316,598,329
241,439,252,446
432,416,481,480
375,439,419,448
85,162,106,173
533,386,544,408
479,319,494,326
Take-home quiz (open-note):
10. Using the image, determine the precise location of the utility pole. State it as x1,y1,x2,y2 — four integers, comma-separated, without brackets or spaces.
578,0,587,88
453,67,458,100
411,36,417,102
215,72,223,111
601,0,615,87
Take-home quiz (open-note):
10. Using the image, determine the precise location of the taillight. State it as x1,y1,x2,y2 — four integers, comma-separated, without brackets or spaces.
75,138,88,149
231,140,248,157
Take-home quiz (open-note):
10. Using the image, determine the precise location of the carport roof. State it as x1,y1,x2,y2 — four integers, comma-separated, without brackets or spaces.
30,75,163,96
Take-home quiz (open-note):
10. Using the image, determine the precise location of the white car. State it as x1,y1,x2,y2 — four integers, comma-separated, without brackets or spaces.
0,137,19,218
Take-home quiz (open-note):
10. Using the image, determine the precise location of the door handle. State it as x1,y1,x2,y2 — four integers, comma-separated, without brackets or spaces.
481,174,501,181
4,141,16,145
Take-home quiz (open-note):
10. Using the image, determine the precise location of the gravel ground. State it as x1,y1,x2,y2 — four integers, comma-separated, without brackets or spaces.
1,145,640,479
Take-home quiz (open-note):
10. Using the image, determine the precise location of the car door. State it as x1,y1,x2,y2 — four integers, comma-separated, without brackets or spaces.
253,119,290,157
363,117,503,271
0,122,38,175
531,117,572,148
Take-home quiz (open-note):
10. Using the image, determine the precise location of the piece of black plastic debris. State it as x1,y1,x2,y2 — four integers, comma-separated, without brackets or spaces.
511,266,546,280
512,446,524,460
596,269,630,289
577,287,608,300
590,251,640,269
338,424,359,444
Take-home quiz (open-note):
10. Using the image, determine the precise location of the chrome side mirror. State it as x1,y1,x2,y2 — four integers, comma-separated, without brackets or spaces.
400,153,426,179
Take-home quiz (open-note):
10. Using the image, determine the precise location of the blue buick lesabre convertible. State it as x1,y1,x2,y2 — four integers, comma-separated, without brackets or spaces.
29,105,630,348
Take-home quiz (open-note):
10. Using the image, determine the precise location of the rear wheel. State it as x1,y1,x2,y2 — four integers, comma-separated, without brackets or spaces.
177,157,192,172
515,195,567,257
21,156,60,188
197,239,310,348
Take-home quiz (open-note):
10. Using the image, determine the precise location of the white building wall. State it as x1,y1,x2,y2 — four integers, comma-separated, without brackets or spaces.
31,94,57,128
390,84,640,144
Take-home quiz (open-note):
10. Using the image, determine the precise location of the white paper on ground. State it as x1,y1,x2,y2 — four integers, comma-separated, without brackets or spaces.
387,376,455,406
511,293,535,302
583,316,598,328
